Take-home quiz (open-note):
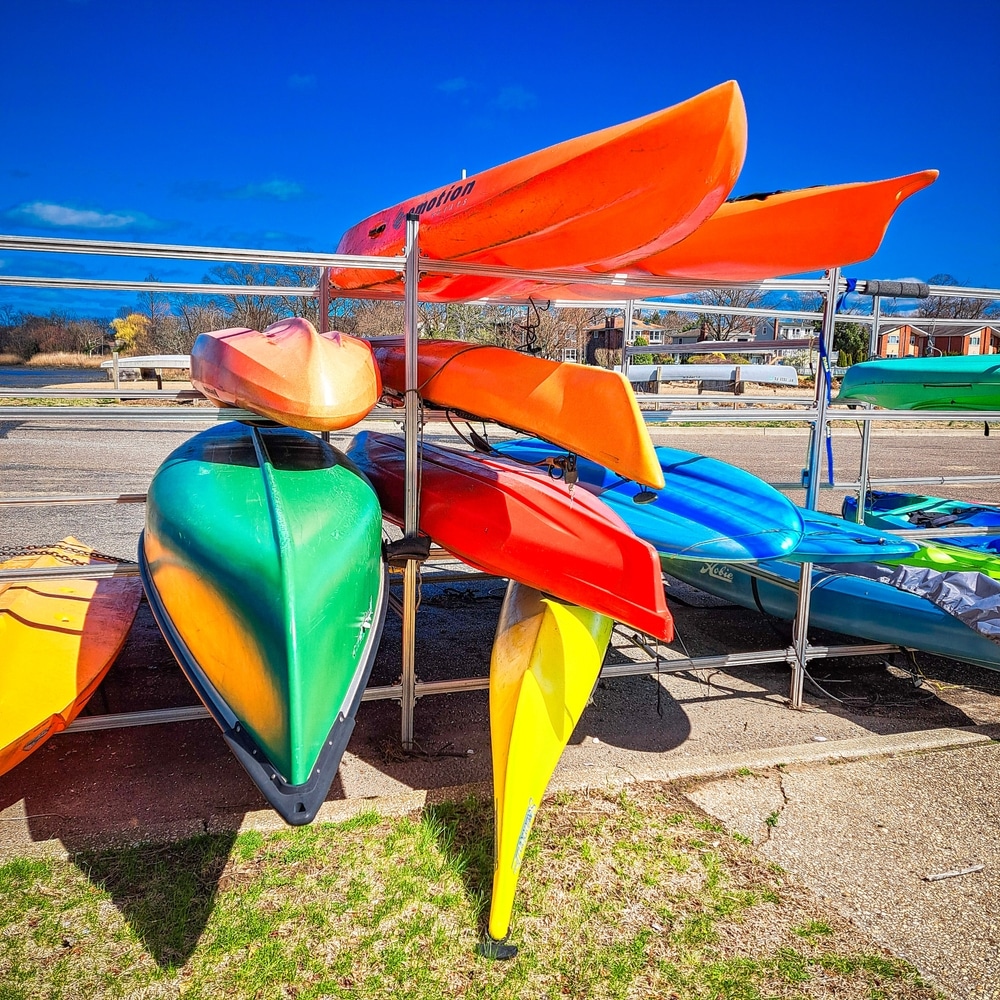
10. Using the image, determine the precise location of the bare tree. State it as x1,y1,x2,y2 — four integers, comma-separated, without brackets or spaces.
695,287,767,340
919,274,996,321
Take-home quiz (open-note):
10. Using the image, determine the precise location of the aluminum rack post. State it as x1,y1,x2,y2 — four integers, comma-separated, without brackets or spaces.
789,266,841,708
622,300,635,377
853,293,881,522
319,266,331,442
401,215,421,749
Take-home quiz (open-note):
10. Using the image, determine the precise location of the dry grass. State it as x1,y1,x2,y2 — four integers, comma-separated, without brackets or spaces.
24,352,106,368
0,352,25,365
0,785,940,1000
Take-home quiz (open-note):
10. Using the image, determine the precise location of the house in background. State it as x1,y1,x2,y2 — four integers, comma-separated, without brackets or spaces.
877,324,929,357
876,323,1000,357
583,315,671,363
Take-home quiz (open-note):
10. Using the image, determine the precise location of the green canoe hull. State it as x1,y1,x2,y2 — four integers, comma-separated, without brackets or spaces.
141,421,387,824
836,356,1000,410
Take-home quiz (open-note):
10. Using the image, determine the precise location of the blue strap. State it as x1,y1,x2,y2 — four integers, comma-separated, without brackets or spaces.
818,277,856,485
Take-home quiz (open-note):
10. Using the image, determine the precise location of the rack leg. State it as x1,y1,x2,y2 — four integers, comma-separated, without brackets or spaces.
400,559,418,748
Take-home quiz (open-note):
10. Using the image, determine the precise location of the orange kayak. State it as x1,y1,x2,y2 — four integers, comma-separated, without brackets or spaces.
331,81,746,292
0,539,142,777
457,170,939,301
634,169,938,281
370,336,664,489
191,318,381,431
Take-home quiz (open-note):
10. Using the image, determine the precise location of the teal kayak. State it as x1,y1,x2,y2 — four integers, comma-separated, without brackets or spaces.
836,355,1000,410
140,422,387,825
844,491,1000,554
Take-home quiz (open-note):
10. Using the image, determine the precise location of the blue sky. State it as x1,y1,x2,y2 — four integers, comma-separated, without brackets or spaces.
1,0,998,316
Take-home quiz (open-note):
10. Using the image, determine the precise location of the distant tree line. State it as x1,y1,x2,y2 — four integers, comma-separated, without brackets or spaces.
1,268,995,364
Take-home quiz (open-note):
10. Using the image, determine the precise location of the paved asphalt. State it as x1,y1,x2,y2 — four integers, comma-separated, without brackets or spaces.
2,401,999,997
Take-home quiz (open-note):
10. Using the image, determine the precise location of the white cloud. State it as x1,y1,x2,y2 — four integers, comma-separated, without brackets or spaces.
438,77,470,93
9,201,153,229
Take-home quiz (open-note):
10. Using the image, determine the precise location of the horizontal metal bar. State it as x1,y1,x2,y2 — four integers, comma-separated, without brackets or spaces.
67,705,210,732
0,405,249,421
0,492,147,506
876,315,1000,330
0,389,201,400
0,276,320,296
59,633,903,735
0,234,404,272
636,395,816,406
644,408,819,423
414,676,490,698
0,562,139,583
420,258,827,295
891,524,1000,539
773,475,1000,491
626,301,825,321
602,642,902,679
926,284,1000,301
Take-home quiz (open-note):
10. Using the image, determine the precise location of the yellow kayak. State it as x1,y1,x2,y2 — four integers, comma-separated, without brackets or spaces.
0,539,142,777
487,581,613,954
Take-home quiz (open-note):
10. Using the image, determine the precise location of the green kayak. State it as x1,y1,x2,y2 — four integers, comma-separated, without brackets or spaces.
836,355,1000,410
140,421,387,825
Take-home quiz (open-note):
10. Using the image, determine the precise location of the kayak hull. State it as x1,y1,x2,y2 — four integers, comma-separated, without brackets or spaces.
142,422,387,824
785,508,917,563
191,318,381,430
332,81,746,291
346,431,672,640
414,171,939,302
491,438,805,561
488,582,612,943
370,338,664,489
845,491,1000,554
665,545,1000,672
0,540,142,777
836,356,1000,411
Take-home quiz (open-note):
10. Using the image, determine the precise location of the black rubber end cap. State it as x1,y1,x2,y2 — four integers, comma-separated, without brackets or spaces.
477,936,518,961
632,488,658,505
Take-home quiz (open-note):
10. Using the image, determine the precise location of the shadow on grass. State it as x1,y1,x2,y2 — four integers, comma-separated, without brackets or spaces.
422,794,495,937
72,831,237,969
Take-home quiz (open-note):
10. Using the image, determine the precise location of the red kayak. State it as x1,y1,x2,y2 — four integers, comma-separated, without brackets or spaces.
346,432,672,641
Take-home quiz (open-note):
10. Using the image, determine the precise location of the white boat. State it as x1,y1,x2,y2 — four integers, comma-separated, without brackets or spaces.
616,363,799,388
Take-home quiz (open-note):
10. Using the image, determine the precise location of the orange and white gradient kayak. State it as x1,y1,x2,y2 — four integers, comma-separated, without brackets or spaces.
448,170,940,301
191,318,381,431
331,81,747,292
370,336,665,489
0,539,142,777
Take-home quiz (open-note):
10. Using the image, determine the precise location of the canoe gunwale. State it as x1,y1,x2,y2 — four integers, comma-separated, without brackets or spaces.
139,535,389,826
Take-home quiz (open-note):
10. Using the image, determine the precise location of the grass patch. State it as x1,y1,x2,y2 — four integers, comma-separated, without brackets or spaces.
24,352,106,368
0,786,939,999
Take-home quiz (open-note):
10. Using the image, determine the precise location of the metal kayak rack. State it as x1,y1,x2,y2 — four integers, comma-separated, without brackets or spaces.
3,230,999,747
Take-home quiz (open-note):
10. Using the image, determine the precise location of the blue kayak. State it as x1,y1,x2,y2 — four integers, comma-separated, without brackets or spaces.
665,552,1000,672
491,438,804,562
490,439,916,564
844,491,1000,554
789,507,918,563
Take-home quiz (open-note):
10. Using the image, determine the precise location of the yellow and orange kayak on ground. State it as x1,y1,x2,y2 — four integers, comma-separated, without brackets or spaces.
331,81,747,294
487,582,614,952
191,318,381,431
0,539,142,777
369,336,664,489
